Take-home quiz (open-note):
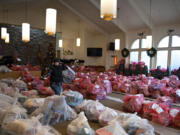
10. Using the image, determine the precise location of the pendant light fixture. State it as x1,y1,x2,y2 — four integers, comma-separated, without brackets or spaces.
76,20,81,47
58,12,63,48
45,8,57,36
5,33,9,44
76,38,80,47
100,0,117,21
1,27,7,40
22,23,30,42
115,39,120,51
22,0,30,42
59,39,63,48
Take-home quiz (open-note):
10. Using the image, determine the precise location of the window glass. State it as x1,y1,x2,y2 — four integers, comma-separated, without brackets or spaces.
142,35,152,49
158,36,169,48
130,51,138,62
131,39,139,49
141,51,150,69
156,51,168,68
171,50,180,70
172,35,180,47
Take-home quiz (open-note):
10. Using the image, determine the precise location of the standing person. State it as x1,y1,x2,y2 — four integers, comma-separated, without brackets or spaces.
49,58,65,95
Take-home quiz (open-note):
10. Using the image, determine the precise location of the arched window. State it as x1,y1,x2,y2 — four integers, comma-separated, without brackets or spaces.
130,36,152,69
156,35,180,69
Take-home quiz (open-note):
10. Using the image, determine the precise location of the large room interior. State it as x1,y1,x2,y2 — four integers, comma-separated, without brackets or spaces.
0,0,180,135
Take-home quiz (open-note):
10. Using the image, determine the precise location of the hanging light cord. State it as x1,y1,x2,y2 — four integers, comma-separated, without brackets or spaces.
25,0,28,22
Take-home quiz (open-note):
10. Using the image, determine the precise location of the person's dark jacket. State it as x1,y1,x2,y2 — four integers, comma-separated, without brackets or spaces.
50,64,65,83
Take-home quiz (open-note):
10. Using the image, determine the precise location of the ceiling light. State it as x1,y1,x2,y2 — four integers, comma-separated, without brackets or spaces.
76,37,80,47
45,8,57,36
1,27,7,40
100,0,117,21
115,39,120,51
22,23,30,42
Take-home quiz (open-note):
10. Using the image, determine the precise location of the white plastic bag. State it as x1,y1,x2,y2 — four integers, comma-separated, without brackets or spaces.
13,79,27,91
74,99,94,113
84,100,105,121
62,90,83,106
112,112,155,135
33,95,77,125
63,66,75,83
0,65,11,73
98,107,118,126
67,112,94,135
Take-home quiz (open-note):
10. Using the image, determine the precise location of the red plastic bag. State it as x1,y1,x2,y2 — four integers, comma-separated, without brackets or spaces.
87,84,104,95
143,102,170,126
169,108,180,127
156,96,173,107
37,86,54,95
79,77,92,89
123,94,144,113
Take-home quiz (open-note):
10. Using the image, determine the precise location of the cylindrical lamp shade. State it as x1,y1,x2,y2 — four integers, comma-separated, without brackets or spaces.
115,39,120,51
76,38,80,47
100,0,117,21
45,8,57,36
22,23,30,42
146,36,152,49
59,39,63,48
5,33,9,44
1,27,7,40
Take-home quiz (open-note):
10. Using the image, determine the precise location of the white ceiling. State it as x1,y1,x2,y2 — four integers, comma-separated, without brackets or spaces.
1,0,180,34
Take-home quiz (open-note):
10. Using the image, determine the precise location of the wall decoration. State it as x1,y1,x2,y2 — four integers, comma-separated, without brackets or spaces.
0,23,56,65
121,48,129,57
147,47,157,57
63,49,73,56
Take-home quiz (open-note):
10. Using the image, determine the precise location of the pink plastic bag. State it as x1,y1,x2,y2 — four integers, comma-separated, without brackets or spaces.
123,94,144,113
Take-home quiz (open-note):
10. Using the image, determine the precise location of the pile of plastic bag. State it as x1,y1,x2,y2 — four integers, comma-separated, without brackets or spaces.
11,64,40,71
2,117,61,135
31,95,77,125
96,112,155,135
67,112,94,135
0,94,27,126
123,94,180,127
21,71,54,96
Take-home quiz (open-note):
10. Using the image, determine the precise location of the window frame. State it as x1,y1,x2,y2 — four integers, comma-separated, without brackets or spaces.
129,36,152,69
156,35,180,69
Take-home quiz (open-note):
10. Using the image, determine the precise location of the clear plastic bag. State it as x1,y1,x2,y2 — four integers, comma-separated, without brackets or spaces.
62,90,83,107
32,95,77,125
0,65,11,73
67,112,94,135
24,98,45,114
13,79,27,91
119,113,155,135
98,107,118,126
3,117,45,135
96,121,128,135
2,104,27,125
63,66,75,83
84,100,105,121
74,99,94,113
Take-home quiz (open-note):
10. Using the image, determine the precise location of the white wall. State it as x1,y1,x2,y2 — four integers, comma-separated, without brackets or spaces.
0,0,116,69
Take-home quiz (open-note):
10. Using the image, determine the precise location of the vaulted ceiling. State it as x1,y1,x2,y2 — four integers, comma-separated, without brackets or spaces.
1,0,180,34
